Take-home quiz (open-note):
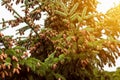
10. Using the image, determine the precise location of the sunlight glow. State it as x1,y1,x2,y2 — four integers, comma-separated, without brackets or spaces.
97,0,120,13
97,0,120,71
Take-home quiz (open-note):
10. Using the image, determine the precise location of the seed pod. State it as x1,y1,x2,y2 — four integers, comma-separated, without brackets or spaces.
96,46,101,50
110,44,115,51
15,58,18,62
50,17,55,21
52,63,57,70
9,72,12,77
9,41,13,46
1,53,4,56
2,64,6,69
107,41,111,45
12,56,15,60
7,65,11,70
81,59,88,67
86,35,90,41
16,69,20,74
80,30,87,35
21,55,25,59
0,65,1,69
58,78,62,80
12,56,18,62
13,68,16,74
17,64,21,70
23,52,28,57
0,55,3,60
71,36,76,42
2,72,5,78
0,32,4,37
27,67,30,72
30,47,36,51
16,49,20,53
3,54,7,58
4,71,8,76
37,62,40,66
63,34,66,39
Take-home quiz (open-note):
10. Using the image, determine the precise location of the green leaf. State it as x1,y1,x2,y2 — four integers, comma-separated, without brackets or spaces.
66,36,72,42
25,0,28,4
58,0,68,14
108,36,117,42
4,56,11,66
24,57,41,71
54,73,66,80
77,15,83,22
0,50,2,54
69,3,79,15
82,7,88,18
70,23,75,28
20,59,25,65
54,10,67,17
70,13,78,22
37,62,49,76
5,49,16,56
84,27,94,32
46,72,55,80
59,54,65,60
45,51,56,63
13,46,26,51
84,14,93,19
5,57,11,63
4,62,11,66
62,19,69,24
53,58,59,63
16,26,30,34
28,75,34,80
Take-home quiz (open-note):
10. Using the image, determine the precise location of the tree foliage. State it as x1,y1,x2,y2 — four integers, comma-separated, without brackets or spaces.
0,0,120,80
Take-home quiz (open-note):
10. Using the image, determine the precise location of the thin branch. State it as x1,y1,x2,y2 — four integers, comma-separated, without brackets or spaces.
0,19,15,24
6,3,22,18
24,20,40,37
0,3,40,38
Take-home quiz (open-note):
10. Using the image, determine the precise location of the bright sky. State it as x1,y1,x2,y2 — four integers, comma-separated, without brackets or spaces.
97,0,120,13
0,0,120,71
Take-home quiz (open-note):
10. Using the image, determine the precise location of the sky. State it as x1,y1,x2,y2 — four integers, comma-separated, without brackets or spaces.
97,0,120,13
0,0,120,71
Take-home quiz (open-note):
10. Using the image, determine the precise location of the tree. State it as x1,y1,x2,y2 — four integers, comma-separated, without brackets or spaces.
0,0,120,80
